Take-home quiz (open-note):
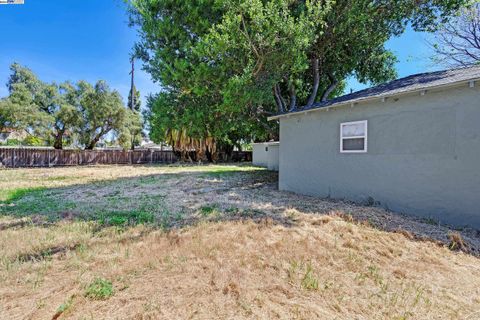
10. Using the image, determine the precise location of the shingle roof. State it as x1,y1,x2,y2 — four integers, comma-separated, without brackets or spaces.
270,65,480,120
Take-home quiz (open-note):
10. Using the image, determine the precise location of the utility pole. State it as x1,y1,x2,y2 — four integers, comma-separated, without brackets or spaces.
129,58,138,151
129,58,135,111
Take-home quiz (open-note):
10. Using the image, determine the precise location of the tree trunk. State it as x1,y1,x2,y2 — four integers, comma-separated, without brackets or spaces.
320,74,338,102
53,137,63,150
289,83,296,111
277,83,287,112
306,58,320,107
53,129,65,150
273,84,284,113
130,135,135,151
86,135,101,150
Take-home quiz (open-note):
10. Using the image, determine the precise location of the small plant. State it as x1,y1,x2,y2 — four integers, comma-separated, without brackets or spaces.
84,278,114,300
199,204,219,217
56,295,74,314
448,232,468,252
301,263,319,290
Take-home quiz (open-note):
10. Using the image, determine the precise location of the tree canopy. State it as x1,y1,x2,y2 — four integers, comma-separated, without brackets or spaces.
129,0,469,160
1,63,141,150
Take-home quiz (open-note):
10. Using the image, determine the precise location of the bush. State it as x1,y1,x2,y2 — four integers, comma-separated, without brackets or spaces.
84,278,114,300
24,135,44,146
5,139,22,146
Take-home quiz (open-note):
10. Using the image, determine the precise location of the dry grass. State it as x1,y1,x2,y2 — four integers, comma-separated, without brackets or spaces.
1,165,480,319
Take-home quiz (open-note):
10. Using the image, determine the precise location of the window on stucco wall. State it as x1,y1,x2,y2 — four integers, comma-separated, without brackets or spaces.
340,120,368,153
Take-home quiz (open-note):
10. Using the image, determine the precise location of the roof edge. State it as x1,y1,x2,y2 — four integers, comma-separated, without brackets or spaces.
268,77,479,121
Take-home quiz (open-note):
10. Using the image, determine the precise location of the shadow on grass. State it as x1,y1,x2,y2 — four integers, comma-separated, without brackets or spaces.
0,166,285,231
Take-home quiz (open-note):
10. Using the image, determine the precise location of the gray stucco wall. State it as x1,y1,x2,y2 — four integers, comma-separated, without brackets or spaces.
279,83,480,227
252,143,269,167
267,144,279,171
253,142,279,171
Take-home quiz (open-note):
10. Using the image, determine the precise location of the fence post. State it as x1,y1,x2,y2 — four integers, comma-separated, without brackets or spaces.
47,149,51,167
12,148,15,168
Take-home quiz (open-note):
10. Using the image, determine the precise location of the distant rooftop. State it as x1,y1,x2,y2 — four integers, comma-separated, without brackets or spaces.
270,64,480,120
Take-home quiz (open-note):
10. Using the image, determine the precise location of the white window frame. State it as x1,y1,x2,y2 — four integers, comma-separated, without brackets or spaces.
340,120,368,153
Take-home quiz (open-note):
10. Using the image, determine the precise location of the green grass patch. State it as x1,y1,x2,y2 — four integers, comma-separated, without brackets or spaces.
199,204,220,217
98,210,155,226
0,187,46,203
84,278,114,300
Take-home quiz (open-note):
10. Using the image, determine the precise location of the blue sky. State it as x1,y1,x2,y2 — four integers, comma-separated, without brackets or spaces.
0,0,439,106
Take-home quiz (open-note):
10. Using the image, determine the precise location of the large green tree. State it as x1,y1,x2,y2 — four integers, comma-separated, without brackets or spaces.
2,63,141,150
78,80,130,150
2,63,54,139
129,0,469,159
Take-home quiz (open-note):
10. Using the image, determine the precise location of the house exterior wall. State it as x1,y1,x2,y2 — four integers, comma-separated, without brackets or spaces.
279,83,480,227
253,142,279,171
267,144,279,171
252,143,269,167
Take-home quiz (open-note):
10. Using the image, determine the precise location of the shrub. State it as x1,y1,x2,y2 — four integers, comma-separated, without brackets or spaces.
5,139,22,146
84,278,114,300
24,135,44,146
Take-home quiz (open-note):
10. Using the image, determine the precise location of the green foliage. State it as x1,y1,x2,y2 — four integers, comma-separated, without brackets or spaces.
2,63,142,150
99,210,155,226
301,263,319,290
199,204,219,217
128,85,141,112
23,135,44,146
117,108,143,150
1,187,46,203
4,139,22,146
77,80,129,149
129,0,468,159
84,278,114,300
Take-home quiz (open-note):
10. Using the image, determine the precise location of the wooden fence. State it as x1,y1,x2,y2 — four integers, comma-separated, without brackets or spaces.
0,148,177,168
0,148,252,168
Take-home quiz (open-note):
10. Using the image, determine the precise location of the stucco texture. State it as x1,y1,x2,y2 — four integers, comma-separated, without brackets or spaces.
279,83,480,227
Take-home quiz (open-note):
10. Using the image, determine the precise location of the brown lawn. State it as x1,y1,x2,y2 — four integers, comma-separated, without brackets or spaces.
0,165,479,319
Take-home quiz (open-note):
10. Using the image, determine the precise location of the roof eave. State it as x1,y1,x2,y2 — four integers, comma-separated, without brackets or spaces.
267,77,479,121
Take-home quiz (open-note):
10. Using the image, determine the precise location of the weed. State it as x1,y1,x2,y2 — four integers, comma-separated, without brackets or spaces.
199,204,219,217
84,278,114,300
57,295,74,314
448,232,468,252
301,263,319,290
